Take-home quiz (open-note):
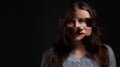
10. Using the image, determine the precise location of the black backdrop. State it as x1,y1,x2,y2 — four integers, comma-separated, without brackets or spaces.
1,0,120,67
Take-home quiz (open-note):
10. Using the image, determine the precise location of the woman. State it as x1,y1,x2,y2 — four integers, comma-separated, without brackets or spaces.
41,1,116,67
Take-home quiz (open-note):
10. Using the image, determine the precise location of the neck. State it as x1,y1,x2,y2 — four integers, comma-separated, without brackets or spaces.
70,43,86,58
72,40,84,48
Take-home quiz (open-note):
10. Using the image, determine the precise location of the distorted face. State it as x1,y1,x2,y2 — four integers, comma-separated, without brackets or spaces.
65,8,92,41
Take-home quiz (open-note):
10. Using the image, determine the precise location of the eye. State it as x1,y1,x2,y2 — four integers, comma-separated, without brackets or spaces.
85,18,93,23
78,19,84,23
66,19,75,24
85,18,94,27
65,19,75,27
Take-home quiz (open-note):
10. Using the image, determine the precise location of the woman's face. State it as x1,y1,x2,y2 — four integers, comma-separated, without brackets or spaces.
66,8,92,41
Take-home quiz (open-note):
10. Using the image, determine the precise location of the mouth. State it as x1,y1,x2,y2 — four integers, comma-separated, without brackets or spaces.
73,33,85,37
79,32,86,34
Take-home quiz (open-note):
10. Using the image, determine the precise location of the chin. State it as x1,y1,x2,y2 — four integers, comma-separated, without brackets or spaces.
74,36,85,41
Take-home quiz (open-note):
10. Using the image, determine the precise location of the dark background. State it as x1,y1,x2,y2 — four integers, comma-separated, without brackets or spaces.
1,0,120,67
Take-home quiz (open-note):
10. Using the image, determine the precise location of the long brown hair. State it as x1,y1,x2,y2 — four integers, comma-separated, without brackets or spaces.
50,1,109,67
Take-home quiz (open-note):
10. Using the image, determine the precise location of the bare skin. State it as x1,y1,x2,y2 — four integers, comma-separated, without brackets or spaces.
66,7,92,58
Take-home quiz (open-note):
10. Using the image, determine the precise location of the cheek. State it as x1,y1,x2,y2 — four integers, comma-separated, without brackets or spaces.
81,23,88,27
85,27,92,35
66,24,73,27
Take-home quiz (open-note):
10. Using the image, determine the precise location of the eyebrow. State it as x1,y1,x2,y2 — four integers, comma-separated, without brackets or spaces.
77,18,91,19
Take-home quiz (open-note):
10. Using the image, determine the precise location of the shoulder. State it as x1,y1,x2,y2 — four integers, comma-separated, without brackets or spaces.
104,44,116,66
41,44,55,67
42,44,55,57
104,44,114,55
41,43,55,63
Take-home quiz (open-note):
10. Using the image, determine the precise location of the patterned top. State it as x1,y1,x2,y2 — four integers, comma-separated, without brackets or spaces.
41,45,116,67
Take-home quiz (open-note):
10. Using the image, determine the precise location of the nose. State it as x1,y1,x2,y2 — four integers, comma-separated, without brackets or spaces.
74,20,80,27
74,21,84,29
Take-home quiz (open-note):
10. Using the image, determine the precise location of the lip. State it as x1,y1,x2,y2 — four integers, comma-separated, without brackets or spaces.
78,32,86,35
73,33,85,37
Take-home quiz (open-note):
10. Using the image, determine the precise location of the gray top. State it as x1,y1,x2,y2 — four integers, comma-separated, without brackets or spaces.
63,54,98,67
41,45,116,67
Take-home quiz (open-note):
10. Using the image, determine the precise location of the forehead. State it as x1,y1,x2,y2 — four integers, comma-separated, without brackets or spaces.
74,8,91,18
